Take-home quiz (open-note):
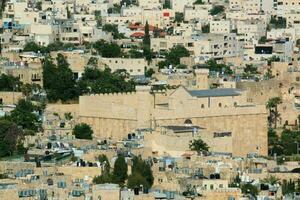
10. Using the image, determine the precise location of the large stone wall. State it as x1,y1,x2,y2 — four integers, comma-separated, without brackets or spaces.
78,87,268,157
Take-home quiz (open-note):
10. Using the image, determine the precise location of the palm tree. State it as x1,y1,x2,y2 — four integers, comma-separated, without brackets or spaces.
262,175,280,186
266,97,282,128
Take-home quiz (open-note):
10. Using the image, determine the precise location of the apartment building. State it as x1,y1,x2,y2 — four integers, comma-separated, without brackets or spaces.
210,20,232,34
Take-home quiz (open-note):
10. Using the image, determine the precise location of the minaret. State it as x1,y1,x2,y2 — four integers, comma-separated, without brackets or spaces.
195,69,209,90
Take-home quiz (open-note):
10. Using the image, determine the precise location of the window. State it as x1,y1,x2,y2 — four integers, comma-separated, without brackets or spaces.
201,104,205,108
218,103,222,107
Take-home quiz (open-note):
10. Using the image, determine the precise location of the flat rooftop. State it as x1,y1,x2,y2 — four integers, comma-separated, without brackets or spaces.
188,88,242,98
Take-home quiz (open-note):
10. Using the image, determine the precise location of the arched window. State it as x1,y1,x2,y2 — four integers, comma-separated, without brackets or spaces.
201,104,205,108
184,119,193,125
218,103,222,108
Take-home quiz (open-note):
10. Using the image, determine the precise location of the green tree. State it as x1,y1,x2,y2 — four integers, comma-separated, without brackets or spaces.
35,1,42,10
282,179,296,195
205,59,233,75
258,36,267,44
42,54,78,102
189,138,209,154
127,173,149,189
145,68,155,77
93,173,114,184
93,40,122,58
266,97,282,129
102,24,125,39
166,45,190,66
98,154,110,173
262,175,280,185
0,120,24,157
241,183,259,197
143,21,150,47
268,128,283,156
174,12,184,23
108,4,121,14
131,156,154,188
280,129,300,155
194,0,204,4
202,24,210,33
209,5,225,16
73,123,93,140
0,74,22,92
10,99,41,132
113,155,128,184
23,42,40,52
143,21,152,62
163,0,171,9
270,16,286,29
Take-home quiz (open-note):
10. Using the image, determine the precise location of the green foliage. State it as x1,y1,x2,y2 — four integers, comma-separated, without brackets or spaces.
87,57,98,66
202,24,210,33
267,56,280,66
282,179,296,195
113,155,128,184
163,45,190,67
64,112,73,121
98,154,110,173
174,12,184,23
102,24,125,39
0,119,24,157
93,173,114,184
204,59,233,75
73,123,93,140
10,99,41,132
127,48,144,58
194,0,204,4
0,74,22,92
143,21,150,47
23,41,75,53
280,129,300,155
258,36,267,44
43,54,78,102
262,175,280,185
127,173,149,189
77,67,136,94
108,4,121,14
270,16,286,29
266,97,282,129
268,128,283,156
163,0,171,9
209,5,225,16
242,64,258,79
93,40,122,58
264,68,274,80
35,1,42,10
131,156,154,188
241,183,259,197
145,68,155,78
189,138,209,153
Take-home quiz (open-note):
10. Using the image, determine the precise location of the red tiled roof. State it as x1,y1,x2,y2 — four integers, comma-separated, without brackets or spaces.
130,32,145,38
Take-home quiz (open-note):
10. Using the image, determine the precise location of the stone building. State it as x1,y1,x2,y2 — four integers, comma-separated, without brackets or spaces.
79,85,268,157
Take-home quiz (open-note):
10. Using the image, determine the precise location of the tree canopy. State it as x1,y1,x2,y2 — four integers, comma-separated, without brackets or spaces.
113,155,128,184
73,123,93,140
9,99,41,132
189,138,209,154
158,45,190,68
93,40,122,58
42,54,78,102
0,74,22,92
0,119,24,157
209,5,225,16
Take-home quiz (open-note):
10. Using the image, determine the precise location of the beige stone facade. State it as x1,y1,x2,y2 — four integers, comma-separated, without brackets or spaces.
79,86,268,157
